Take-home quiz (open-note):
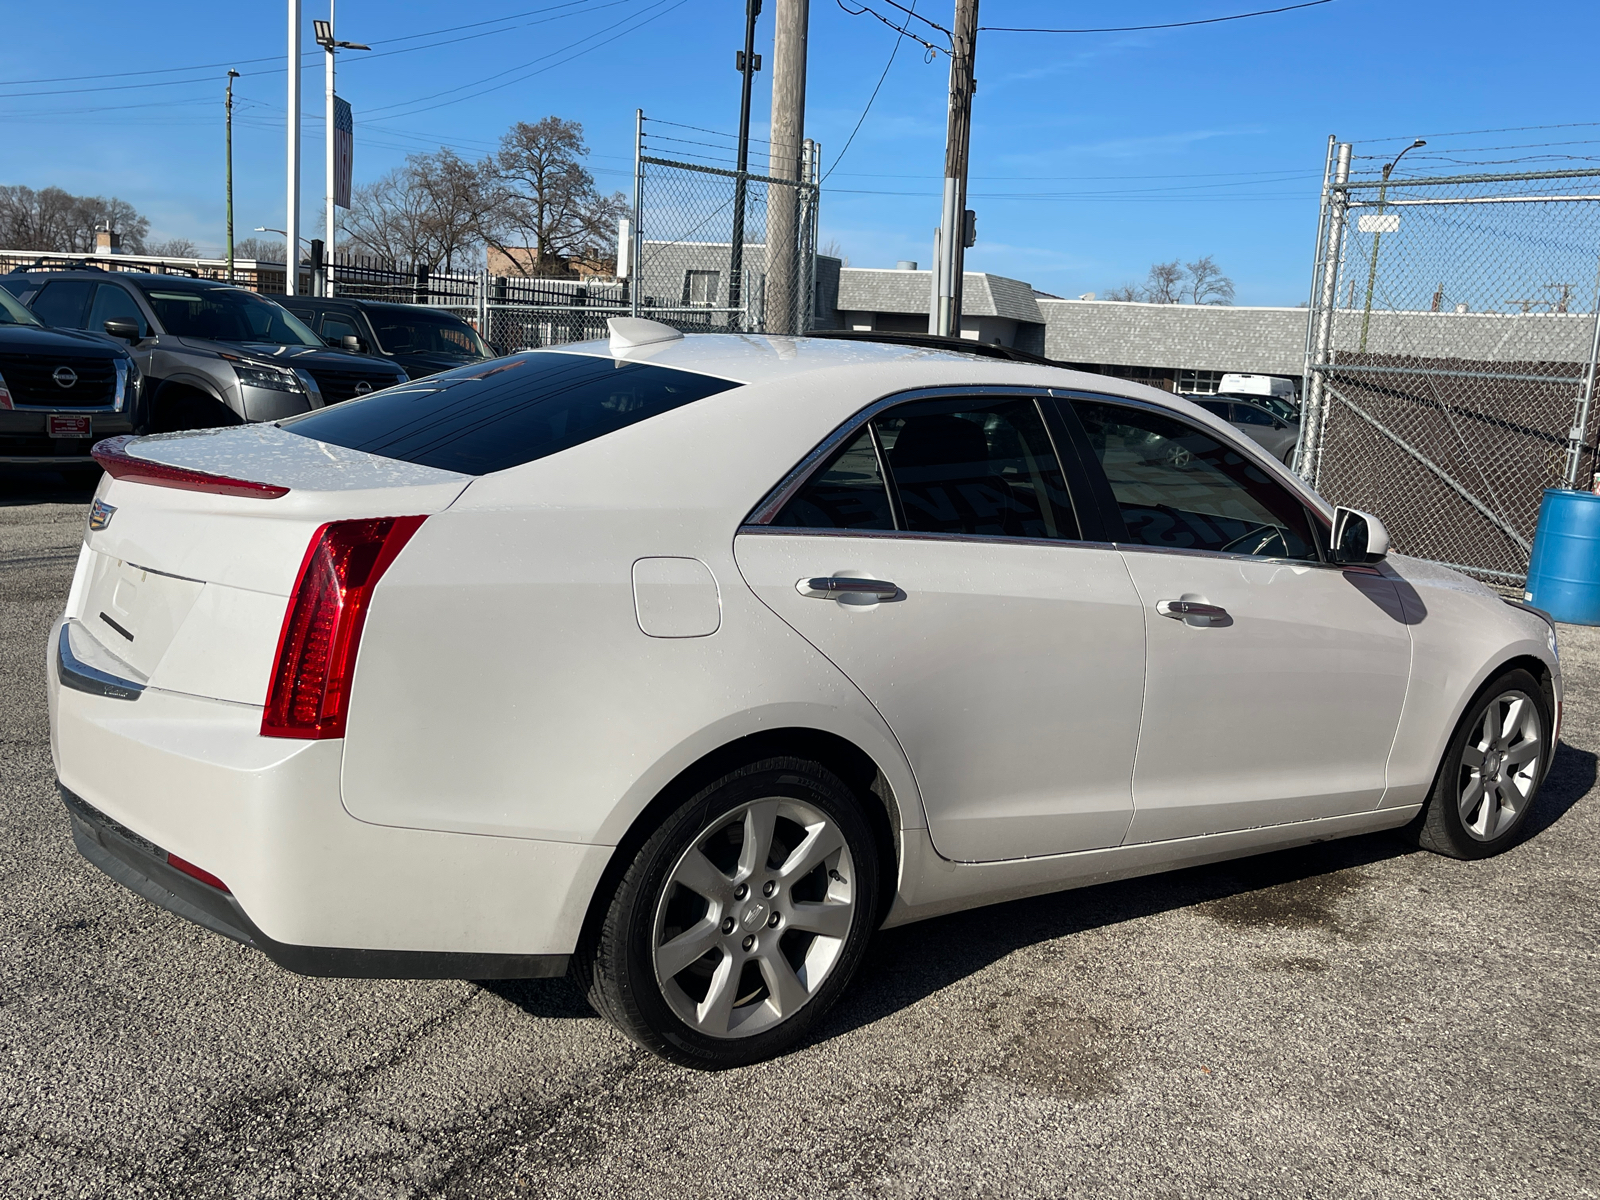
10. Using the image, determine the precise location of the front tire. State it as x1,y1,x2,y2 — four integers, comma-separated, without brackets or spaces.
1409,668,1551,859
576,757,879,1069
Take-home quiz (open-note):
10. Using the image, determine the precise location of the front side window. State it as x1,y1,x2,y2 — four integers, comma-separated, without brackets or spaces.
280,351,739,475
768,396,1079,541
321,314,362,345
1232,403,1274,427
1073,399,1317,561
87,284,147,337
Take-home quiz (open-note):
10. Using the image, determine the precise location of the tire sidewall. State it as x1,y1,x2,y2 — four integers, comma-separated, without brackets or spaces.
608,759,879,1068
1424,668,1550,859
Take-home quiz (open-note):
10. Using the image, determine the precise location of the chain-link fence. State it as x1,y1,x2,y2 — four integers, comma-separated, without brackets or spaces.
1298,147,1600,586
630,115,819,335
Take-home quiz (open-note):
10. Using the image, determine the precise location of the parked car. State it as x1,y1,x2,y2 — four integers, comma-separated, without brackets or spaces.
0,282,139,474
1192,396,1299,464
1,267,406,432
51,321,1559,1069
278,297,495,380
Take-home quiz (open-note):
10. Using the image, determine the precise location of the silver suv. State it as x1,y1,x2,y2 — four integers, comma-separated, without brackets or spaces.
5,268,407,432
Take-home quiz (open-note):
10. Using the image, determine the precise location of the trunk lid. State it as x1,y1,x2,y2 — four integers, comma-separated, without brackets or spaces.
70,424,468,706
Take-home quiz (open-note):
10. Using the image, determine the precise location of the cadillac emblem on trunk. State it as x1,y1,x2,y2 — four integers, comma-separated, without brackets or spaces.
88,499,116,531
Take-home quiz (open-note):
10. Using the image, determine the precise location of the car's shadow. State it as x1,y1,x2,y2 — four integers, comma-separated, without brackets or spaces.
0,467,98,507
480,741,1597,1031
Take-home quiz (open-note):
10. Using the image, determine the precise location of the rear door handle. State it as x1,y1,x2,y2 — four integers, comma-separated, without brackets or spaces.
799,577,901,599
1156,599,1229,622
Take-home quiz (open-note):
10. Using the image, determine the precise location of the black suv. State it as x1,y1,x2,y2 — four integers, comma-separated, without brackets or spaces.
0,283,138,472
279,296,494,380
2,268,407,432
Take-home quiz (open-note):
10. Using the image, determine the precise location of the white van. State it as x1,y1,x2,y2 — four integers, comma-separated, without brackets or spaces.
1218,373,1297,403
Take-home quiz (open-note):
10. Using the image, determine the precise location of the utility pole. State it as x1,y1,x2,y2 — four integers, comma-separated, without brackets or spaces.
729,0,762,331
286,0,302,295
315,8,369,299
226,69,239,282
767,0,808,335
933,0,978,338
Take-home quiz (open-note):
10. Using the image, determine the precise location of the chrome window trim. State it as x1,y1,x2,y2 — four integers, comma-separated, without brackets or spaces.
735,524,1120,554
1111,541,1357,572
744,384,1065,527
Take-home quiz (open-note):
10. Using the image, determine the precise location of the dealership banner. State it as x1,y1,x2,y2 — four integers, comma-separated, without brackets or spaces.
334,95,353,208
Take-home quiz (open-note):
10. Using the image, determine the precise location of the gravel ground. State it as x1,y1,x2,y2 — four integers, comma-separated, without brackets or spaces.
1,472,1596,1200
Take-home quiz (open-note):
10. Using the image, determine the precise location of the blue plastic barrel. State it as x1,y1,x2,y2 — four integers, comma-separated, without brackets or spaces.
1525,488,1600,624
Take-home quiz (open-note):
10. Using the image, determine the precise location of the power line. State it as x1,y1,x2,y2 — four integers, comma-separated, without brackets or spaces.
824,0,916,181
978,0,1333,34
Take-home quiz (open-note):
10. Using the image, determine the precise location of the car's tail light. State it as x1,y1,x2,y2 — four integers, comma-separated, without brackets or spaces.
0,370,12,410
262,515,427,739
92,435,290,498
167,852,230,892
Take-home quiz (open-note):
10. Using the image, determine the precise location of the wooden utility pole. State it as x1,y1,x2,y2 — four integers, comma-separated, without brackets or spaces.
767,0,808,335
933,0,978,338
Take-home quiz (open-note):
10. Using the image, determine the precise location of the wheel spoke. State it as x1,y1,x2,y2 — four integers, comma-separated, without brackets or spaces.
1480,705,1499,750
777,821,846,882
1480,783,1502,835
1505,738,1541,768
1461,744,1484,771
738,801,780,879
695,953,739,1035
1499,697,1526,747
672,848,733,904
757,951,810,1018
656,919,722,979
1458,775,1485,825
787,900,853,940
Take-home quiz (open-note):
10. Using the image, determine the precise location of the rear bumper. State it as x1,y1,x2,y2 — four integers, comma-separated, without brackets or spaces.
48,616,611,975
62,785,569,979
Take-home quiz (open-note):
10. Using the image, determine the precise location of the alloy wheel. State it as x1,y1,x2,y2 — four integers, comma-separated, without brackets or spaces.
652,797,857,1039
1458,690,1543,842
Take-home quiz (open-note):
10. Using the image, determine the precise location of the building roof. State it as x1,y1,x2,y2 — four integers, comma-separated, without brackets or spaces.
1038,299,1308,374
837,268,1044,324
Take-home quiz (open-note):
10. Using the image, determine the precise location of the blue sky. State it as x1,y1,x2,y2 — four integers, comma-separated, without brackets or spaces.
4,1,1598,304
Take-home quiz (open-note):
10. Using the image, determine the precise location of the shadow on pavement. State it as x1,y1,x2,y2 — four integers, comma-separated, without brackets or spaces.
474,743,1595,1034
0,466,100,507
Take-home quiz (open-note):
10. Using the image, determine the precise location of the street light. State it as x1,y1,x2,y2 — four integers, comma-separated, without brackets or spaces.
314,10,369,298
1358,137,1426,352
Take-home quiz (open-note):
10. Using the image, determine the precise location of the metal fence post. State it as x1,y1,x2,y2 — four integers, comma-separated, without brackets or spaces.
1298,141,1352,484
1565,253,1600,488
631,109,644,319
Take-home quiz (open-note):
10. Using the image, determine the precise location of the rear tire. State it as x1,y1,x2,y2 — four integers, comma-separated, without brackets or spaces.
575,757,879,1069
1407,668,1550,859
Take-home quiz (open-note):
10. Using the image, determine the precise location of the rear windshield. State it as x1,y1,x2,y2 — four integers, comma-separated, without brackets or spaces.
370,309,490,358
278,351,739,475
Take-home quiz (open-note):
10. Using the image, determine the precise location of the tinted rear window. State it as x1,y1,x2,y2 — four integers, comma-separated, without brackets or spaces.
279,351,739,475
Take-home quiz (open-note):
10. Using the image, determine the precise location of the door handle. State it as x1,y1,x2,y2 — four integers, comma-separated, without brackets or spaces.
1157,599,1228,622
799,577,900,600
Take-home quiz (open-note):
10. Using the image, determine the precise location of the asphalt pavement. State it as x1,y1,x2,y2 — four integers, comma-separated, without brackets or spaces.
1,469,1596,1199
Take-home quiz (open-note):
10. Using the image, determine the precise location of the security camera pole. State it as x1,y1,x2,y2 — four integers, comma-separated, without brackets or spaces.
932,0,978,338
315,7,368,299
728,0,762,331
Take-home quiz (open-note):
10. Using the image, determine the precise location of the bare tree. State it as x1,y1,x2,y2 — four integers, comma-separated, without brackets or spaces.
481,117,624,276
819,238,850,267
232,236,285,263
0,185,149,253
341,150,487,272
1184,255,1235,305
147,237,199,258
1104,282,1141,302
1143,260,1184,304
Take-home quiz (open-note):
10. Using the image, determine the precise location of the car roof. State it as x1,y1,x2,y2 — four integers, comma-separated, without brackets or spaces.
283,296,465,318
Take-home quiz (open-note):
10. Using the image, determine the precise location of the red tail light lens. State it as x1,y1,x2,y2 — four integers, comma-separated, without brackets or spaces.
167,852,230,892
262,515,427,739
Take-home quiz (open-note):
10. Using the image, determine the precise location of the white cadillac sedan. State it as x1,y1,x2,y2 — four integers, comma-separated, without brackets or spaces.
48,320,1560,1068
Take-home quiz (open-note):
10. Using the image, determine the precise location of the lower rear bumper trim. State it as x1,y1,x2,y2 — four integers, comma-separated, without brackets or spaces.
59,784,570,980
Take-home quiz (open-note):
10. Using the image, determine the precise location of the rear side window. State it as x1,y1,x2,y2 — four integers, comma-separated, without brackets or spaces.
769,396,1079,540
30,280,93,329
280,351,739,476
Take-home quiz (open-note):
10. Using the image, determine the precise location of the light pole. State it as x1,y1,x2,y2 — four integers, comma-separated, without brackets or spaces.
314,9,368,298
728,0,761,331
1358,137,1425,352
226,69,239,282
287,0,301,296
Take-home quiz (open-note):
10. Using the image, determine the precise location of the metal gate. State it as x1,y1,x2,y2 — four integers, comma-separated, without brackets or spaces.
628,114,820,336
1297,142,1600,586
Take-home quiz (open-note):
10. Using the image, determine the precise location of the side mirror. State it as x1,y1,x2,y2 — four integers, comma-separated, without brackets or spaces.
1331,506,1390,564
103,318,141,342
341,334,366,352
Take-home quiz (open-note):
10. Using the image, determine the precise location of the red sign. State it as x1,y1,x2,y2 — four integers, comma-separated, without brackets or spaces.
48,415,92,438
